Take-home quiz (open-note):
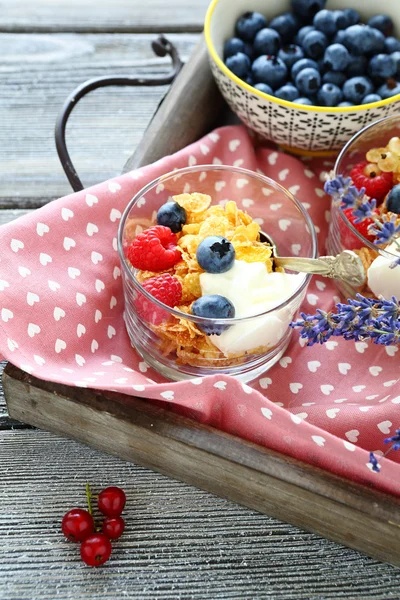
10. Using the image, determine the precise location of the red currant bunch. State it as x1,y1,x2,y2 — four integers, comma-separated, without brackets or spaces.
61,483,126,567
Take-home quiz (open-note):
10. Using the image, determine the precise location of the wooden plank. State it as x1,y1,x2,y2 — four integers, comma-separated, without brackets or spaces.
0,0,210,33
2,429,400,600
4,364,400,569
0,32,198,208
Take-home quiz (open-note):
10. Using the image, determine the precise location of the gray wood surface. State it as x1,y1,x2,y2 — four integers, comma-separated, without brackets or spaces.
2,429,400,600
1,2,400,597
0,0,210,33
0,32,198,208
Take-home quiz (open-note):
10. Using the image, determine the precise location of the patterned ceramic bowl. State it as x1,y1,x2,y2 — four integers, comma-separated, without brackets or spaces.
118,165,317,382
204,0,400,156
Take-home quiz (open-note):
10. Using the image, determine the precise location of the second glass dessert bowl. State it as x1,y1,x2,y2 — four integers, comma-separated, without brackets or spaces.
327,114,400,300
118,165,317,382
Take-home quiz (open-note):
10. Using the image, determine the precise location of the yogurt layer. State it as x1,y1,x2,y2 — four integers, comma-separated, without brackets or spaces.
367,241,400,299
199,260,305,354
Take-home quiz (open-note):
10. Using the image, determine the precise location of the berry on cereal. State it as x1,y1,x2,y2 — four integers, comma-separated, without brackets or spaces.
138,274,182,325
156,201,187,233
196,236,236,274
126,226,181,272
350,161,393,203
192,295,235,336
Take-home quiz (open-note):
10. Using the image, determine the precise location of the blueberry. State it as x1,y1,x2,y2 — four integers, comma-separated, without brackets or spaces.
343,76,374,104
225,52,251,78
295,67,321,95
252,55,288,89
368,27,386,55
254,82,273,95
342,9,360,27
192,295,235,336
245,74,254,86
303,30,328,59
254,28,281,56
322,70,346,86
391,51,400,76
269,12,299,44
275,83,299,101
338,101,354,107
346,55,368,77
344,25,384,56
377,80,400,99
294,97,314,105
385,37,400,54
362,93,382,104
156,201,186,233
317,83,342,106
323,43,350,71
235,11,267,42
291,0,327,21
291,57,319,79
196,236,235,274
368,54,396,79
386,184,400,214
368,15,394,37
243,42,255,61
278,44,304,69
332,11,347,31
333,30,346,45
313,10,336,37
295,25,315,46
223,37,246,59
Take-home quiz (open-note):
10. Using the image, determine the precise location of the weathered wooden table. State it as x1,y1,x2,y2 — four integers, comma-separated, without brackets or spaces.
1,3,400,598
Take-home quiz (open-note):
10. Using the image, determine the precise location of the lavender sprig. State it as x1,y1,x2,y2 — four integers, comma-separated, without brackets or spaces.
290,293,400,346
369,429,400,472
324,175,400,252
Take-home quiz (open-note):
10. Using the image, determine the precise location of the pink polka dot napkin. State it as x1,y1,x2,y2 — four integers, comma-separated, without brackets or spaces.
1,125,399,497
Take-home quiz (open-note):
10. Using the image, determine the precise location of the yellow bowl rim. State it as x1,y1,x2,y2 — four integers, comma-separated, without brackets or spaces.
204,0,400,113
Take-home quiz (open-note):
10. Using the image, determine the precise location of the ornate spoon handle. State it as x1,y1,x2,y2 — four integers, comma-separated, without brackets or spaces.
275,250,366,287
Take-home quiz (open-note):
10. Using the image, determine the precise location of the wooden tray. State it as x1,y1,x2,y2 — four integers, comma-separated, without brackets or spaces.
4,38,400,568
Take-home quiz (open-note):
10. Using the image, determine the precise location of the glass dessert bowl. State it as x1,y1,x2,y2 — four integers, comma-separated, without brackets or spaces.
326,114,400,300
118,165,317,382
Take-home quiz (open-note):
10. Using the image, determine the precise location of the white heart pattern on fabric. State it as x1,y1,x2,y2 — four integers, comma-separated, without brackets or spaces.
307,360,321,373
278,168,289,181
352,385,366,392
377,420,392,434
107,326,116,339
33,355,46,366
355,341,368,354
326,408,339,418
345,429,359,442
91,339,99,353
91,251,103,265
242,198,254,208
86,194,98,207
312,435,325,447
291,244,301,256
236,178,249,189
215,181,226,192
68,267,80,279
53,307,66,321
76,292,86,307
369,365,382,376
77,324,86,338
261,407,272,419
259,377,272,389
279,356,292,368
325,341,338,350
63,237,76,251
27,323,40,337
75,354,85,367
160,390,175,400
95,309,102,323
321,384,334,396
270,203,282,211
48,280,60,291
279,219,291,231
27,292,39,306
290,382,303,394
343,441,356,452
288,185,300,195
18,266,31,278
11,239,24,252
229,139,240,152
55,338,67,353
214,381,227,391
338,363,351,375
86,223,99,236
61,207,74,221
386,345,398,357
110,296,117,309
110,208,121,222
268,152,278,165
36,222,50,236
1,308,13,322
307,293,319,306
7,338,18,352
95,279,105,293
40,253,52,266
108,181,121,193
315,280,326,291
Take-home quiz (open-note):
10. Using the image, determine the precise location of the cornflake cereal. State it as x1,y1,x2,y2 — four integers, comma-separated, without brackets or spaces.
133,194,274,367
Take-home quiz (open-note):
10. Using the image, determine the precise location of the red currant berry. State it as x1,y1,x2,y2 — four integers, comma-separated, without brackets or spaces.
80,533,112,567
98,486,126,517
102,516,125,540
61,508,95,542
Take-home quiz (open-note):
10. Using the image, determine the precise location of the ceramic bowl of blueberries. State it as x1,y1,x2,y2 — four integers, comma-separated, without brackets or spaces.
118,165,317,381
204,0,400,155
326,114,400,299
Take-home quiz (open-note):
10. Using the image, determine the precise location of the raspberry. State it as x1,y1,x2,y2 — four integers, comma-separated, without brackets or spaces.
138,274,182,325
339,207,378,249
126,226,181,272
350,161,393,204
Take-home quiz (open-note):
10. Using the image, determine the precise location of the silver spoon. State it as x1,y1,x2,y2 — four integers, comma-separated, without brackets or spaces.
260,232,366,288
